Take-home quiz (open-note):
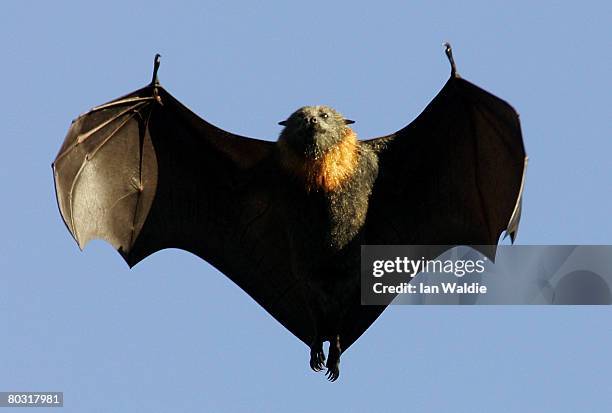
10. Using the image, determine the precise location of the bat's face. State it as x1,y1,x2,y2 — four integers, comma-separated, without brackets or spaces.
278,105,355,159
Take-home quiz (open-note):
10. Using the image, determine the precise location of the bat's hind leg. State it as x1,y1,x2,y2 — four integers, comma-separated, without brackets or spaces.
325,334,341,382
309,338,326,372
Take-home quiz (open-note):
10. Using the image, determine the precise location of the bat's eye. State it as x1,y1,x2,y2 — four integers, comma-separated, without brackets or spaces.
321,113,329,119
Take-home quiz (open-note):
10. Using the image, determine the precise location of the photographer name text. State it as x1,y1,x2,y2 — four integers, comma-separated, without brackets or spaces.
372,281,487,295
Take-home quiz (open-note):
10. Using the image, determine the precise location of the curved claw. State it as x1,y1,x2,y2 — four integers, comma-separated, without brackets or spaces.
325,367,339,382
151,54,161,86
310,356,325,372
442,42,458,78
309,348,326,372
325,334,341,382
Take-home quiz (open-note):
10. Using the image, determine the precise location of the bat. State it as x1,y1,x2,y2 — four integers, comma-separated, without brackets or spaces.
52,44,527,381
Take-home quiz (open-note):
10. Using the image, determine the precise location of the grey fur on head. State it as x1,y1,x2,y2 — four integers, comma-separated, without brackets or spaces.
278,105,355,159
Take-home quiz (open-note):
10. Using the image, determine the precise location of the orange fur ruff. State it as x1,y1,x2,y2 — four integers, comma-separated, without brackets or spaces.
279,129,359,192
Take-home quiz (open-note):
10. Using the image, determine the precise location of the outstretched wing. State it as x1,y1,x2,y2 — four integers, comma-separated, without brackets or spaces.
364,52,527,254
345,68,526,347
53,80,315,346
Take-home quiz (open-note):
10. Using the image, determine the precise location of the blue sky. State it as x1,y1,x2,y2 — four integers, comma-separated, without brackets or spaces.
1,1,611,412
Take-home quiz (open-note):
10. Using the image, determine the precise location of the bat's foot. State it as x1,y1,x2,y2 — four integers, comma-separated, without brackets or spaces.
309,341,326,372
325,335,341,382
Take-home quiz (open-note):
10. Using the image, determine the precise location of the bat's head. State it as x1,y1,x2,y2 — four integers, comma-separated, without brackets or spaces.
278,105,355,159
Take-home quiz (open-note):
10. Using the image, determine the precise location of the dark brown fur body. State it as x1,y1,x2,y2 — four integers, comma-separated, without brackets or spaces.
274,108,380,375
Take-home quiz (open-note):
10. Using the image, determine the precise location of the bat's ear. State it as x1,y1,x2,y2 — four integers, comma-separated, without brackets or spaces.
278,120,288,126
344,119,355,125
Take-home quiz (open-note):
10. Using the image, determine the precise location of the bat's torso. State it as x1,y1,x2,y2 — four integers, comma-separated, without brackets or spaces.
275,134,379,338
277,133,378,254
